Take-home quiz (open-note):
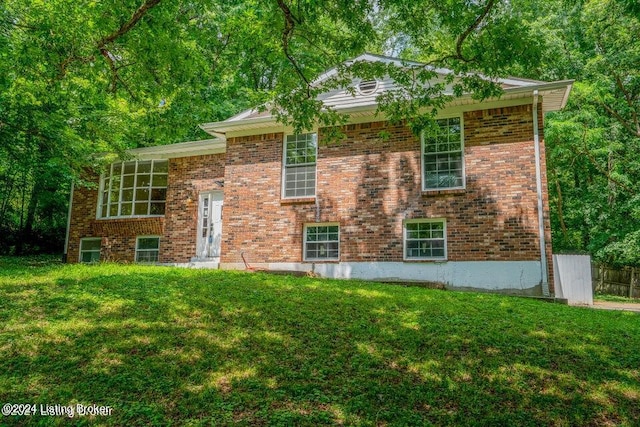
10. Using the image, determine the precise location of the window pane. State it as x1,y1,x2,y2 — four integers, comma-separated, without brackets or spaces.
137,161,152,174
138,237,160,250
122,175,135,188
120,203,132,216
135,188,150,201
153,160,168,173
134,202,148,215
150,202,165,215
80,239,101,251
137,174,151,187
81,251,100,263
151,188,166,201
122,189,134,202
152,174,167,187
109,204,118,216
123,162,136,174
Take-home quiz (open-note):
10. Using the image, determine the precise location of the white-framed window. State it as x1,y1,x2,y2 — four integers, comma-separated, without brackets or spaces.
404,219,447,260
283,133,317,198
136,236,160,263
422,117,464,190
98,160,168,218
304,223,339,261
79,238,101,263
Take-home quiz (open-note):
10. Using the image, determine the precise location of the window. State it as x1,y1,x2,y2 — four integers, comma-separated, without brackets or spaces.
79,238,101,263
404,219,447,260
422,117,464,190
283,133,317,198
136,236,160,263
304,224,339,261
99,160,168,218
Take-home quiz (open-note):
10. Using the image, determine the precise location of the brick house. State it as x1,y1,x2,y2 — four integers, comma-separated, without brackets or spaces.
64,54,573,296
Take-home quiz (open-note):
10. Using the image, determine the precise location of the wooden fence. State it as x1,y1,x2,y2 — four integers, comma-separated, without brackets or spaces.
591,264,640,299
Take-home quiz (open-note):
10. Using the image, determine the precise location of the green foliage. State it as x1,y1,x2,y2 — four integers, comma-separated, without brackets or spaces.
1,260,639,425
539,0,640,267
2,0,639,265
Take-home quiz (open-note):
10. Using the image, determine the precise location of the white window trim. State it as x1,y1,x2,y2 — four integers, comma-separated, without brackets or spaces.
403,218,448,261
420,115,466,192
79,237,102,263
135,235,161,263
96,160,168,220
303,222,340,262
281,132,318,199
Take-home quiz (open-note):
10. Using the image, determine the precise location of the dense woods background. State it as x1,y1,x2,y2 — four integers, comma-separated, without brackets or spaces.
0,0,638,266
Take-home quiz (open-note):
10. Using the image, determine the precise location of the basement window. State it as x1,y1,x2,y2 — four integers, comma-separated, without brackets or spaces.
304,223,339,261
99,160,168,218
404,219,447,261
136,236,160,263
79,238,101,263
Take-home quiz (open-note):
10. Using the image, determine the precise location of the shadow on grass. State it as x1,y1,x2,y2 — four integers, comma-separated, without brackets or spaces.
1,264,639,426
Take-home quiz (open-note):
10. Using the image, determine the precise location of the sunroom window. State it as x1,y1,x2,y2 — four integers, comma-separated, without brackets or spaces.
422,117,464,190
99,160,168,218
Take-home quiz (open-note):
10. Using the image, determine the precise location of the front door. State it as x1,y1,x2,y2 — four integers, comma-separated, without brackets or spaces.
196,190,223,259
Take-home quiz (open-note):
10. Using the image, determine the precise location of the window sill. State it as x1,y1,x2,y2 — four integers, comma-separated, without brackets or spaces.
95,215,165,220
303,259,340,263
404,258,448,263
421,188,466,197
280,197,316,205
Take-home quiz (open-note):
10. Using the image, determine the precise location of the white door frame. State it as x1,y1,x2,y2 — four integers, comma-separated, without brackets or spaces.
196,190,223,259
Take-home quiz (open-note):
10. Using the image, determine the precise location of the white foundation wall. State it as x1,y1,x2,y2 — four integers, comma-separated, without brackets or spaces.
220,260,544,295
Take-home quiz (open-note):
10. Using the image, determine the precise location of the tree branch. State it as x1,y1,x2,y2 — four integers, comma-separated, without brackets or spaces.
579,127,635,194
96,0,162,50
276,0,311,95
599,100,640,138
440,0,496,63
612,72,640,136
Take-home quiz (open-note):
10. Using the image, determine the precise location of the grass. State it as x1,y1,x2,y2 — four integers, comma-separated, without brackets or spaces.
595,293,640,304
1,257,639,426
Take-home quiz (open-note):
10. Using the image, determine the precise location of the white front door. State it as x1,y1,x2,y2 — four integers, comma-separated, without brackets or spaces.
196,191,223,259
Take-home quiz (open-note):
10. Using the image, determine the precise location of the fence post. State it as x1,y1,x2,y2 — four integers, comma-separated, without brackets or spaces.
631,268,637,299
599,265,604,291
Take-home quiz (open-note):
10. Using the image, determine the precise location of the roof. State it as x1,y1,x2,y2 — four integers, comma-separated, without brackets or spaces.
128,138,226,160
201,53,573,136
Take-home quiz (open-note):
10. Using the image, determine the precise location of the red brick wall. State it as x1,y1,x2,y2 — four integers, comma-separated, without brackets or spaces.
66,172,100,263
160,154,225,263
221,103,554,289
67,154,225,264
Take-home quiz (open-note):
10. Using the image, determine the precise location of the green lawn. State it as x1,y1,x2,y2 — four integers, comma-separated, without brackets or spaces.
1,257,639,426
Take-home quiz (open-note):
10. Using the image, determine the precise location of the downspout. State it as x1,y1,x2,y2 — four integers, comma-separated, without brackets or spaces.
532,90,550,296
63,181,74,263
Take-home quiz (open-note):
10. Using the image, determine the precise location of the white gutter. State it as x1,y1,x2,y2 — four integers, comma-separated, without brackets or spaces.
63,181,74,263
533,90,550,296
200,80,574,136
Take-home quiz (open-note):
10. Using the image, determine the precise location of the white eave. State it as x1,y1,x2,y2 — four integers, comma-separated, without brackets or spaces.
129,138,227,160
200,79,573,136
